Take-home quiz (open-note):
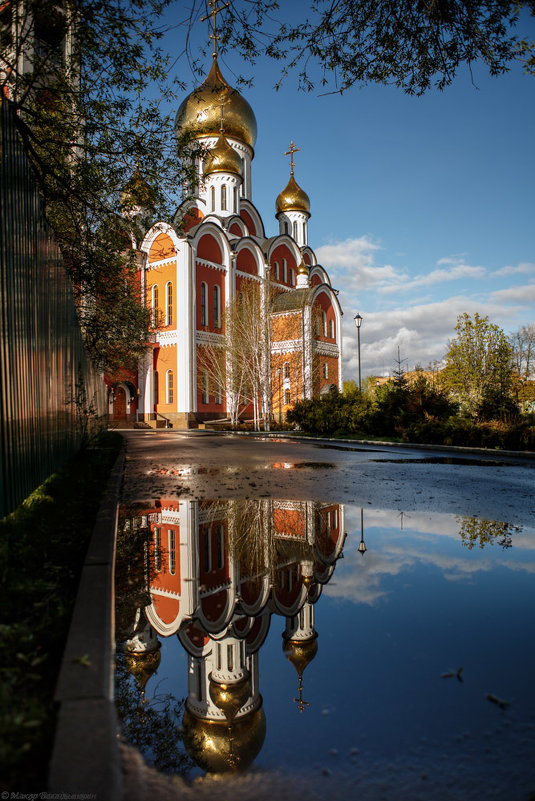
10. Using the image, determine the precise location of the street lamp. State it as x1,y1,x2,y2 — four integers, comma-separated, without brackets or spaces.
358,508,367,555
354,313,363,391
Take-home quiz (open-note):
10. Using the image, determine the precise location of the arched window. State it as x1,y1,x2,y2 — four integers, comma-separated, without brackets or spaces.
201,371,209,404
290,268,295,286
329,319,335,339
200,282,207,326
234,186,238,210
284,221,290,235
283,362,290,379
168,530,176,575
165,281,172,326
215,383,222,405
293,220,298,239
302,222,306,241
282,258,287,283
213,284,221,328
323,362,328,379
273,261,279,280
322,311,327,337
151,284,159,327
221,184,227,210
166,370,174,404
211,186,215,211
284,389,291,405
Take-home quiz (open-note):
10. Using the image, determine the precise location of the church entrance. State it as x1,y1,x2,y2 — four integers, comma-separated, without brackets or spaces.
113,386,127,419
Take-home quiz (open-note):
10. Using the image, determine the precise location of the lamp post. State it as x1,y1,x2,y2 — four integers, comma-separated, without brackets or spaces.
358,508,367,555
354,313,363,391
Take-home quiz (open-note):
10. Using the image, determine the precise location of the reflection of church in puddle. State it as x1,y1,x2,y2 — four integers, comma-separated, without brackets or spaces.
121,499,345,774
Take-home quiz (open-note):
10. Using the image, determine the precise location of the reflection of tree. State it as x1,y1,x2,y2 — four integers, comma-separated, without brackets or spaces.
115,653,192,776
115,506,158,641
457,516,522,550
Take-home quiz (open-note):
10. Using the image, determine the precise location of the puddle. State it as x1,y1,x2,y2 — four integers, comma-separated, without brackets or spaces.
269,462,335,470
114,499,535,798
370,457,514,467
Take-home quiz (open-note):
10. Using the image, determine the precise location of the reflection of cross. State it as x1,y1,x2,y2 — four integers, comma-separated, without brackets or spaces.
201,0,230,59
284,141,300,176
293,675,310,713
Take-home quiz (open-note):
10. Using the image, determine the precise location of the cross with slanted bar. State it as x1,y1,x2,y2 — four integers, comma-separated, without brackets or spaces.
201,0,230,59
284,141,300,175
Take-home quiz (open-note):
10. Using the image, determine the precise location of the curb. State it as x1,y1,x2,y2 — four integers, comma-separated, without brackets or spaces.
49,444,126,801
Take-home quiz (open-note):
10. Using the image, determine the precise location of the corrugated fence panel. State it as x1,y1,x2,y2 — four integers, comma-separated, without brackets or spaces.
0,97,107,519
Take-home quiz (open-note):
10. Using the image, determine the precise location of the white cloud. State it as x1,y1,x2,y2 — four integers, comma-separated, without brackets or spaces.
490,283,535,303
379,259,486,295
315,237,408,292
493,262,535,277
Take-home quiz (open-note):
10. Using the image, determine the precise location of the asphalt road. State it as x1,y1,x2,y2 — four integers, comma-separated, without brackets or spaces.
120,431,535,527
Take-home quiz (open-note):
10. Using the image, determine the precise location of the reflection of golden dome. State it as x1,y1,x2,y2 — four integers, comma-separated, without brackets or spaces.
283,634,318,677
182,706,266,774
203,133,242,177
276,175,310,215
209,675,251,721
175,58,257,148
124,646,161,692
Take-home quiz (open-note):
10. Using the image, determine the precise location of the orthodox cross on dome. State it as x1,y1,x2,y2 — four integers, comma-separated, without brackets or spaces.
293,675,310,713
201,0,229,60
284,141,300,176
219,96,226,134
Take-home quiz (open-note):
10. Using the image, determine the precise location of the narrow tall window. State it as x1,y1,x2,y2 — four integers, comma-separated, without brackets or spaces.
215,383,222,405
284,389,291,405
282,259,287,283
323,362,328,379
169,530,176,575
216,525,224,569
234,186,238,210
329,319,335,339
153,527,161,572
166,370,174,404
151,284,159,327
165,282,173,326
221,184,227,210
213,285,220,328
274,262,279,280
283,362,290,379
302,222,306,241
202,371,209,404
290,268,295,286
204,528,211,572
322,311,327,337
200,282,207,326
293,220,298,239
211,186,215,211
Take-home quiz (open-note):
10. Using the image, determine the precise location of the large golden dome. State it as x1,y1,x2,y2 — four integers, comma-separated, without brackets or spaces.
175,58,257,148
276,174,310,215
203,133,242,177
182,706,266,774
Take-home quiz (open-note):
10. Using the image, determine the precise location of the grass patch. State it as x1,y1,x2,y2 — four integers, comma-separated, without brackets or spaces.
0,431,123,792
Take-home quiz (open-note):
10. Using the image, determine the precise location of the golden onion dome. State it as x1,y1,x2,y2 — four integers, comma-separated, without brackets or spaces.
276,174,310,215
283,634,318,677
203,133,242,177
120,166,156,210
124,646,161,692
297,260,309,276
209,675,251,721
182,706,266,774
175,58,257,148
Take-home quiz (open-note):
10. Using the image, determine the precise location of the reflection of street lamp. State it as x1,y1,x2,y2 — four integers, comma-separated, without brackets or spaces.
354,313,363,391
277,367,282,425
358,507,366,554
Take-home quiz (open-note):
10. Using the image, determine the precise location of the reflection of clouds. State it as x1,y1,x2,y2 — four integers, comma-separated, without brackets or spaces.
330,507,535,605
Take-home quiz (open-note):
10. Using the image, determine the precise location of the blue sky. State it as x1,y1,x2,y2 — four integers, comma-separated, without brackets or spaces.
163,7,535,382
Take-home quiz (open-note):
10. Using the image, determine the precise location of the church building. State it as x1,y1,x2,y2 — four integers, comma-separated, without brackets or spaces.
108,45,343,428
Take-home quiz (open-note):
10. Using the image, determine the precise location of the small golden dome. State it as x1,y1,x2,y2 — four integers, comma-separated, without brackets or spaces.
209,675,251,721
203,134,242,177
175,58,257,148
182,706,266,774
276,174,310,215
297,260,309,276
124,646,161,692
120,166,156,210
283,634,318,677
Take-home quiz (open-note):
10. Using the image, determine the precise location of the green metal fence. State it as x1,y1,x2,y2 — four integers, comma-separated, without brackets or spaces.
0,97,107,519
